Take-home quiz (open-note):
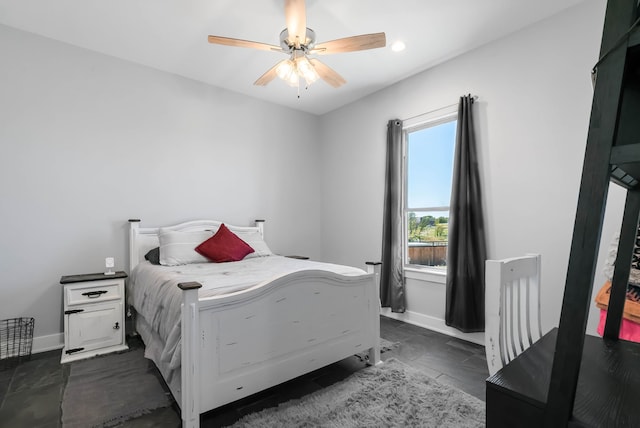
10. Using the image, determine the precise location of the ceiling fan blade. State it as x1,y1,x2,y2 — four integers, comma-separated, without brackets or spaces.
208,35,280,52
311,32,386,54
254,61,285,86
285,0,306,47
309,58,346,88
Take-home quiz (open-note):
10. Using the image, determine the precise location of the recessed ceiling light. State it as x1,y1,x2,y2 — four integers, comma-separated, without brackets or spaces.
391,41,406,52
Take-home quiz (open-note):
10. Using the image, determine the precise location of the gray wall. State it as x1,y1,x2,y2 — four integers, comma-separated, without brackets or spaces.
0,24,323,350
318,0,622,340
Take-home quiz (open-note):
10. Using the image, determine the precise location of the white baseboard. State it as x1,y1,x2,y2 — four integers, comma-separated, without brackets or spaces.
381,308,485,346
32,332,64,354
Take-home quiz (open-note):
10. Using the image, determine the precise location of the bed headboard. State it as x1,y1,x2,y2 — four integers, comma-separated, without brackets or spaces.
128,219,265,272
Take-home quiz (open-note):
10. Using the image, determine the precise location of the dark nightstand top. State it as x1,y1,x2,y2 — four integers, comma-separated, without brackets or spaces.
60,271,127,284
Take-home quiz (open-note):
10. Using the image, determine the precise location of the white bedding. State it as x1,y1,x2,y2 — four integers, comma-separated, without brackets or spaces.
128,255,367,375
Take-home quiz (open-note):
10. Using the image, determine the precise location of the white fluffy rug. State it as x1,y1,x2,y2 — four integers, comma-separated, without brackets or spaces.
229,358,485,427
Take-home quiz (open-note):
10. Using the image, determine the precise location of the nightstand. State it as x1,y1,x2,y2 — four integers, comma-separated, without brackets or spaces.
60,271,129,363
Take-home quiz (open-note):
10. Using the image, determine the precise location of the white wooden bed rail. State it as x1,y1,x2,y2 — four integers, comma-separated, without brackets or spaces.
127,219,381,428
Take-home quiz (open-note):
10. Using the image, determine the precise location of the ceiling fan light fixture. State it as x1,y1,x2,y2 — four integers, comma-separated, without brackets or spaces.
276,59,300,86
286,73,300,87
284,63,300,87
276,59,295,80
296,56,319,85
274,55,318,87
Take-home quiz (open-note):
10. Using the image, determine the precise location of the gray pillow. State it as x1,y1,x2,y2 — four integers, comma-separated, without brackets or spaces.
144,247,160,265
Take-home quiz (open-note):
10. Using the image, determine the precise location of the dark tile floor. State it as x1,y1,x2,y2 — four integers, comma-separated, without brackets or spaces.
0,316,488,427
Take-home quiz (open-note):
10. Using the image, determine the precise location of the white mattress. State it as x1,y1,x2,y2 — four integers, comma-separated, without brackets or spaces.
128,255,367,374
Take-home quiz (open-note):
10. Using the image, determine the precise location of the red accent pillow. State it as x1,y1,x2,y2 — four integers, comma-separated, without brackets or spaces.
195,224,255,262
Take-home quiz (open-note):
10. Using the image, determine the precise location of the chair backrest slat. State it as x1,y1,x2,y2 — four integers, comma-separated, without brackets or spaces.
508,282,517,362
516,281,525,353
525,277,533,347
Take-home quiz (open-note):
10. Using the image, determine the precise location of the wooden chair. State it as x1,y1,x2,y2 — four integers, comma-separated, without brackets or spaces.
485,254,543,376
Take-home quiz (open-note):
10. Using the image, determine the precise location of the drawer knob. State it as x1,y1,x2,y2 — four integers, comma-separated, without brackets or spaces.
82,290,108,298
113,322,120,330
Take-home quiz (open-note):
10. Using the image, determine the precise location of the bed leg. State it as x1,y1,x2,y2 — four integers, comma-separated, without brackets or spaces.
366,262,383,366
367,343,382,366
178,282,203,428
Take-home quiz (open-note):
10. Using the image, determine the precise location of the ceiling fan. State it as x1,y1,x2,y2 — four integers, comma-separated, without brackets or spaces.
207,0,386,90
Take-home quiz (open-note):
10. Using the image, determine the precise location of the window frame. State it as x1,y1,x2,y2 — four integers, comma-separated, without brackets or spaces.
402,106,458,276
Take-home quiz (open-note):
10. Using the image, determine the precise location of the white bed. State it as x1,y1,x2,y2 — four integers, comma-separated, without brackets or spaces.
127,219,381,428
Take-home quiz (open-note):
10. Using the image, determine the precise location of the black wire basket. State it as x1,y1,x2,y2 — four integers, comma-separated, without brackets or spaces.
0,317,35,371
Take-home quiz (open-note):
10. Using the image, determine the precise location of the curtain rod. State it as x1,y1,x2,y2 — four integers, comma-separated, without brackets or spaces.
402,95,478,122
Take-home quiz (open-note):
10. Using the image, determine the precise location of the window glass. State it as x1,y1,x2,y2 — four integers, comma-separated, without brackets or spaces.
407,121,457,208
404,116,457,269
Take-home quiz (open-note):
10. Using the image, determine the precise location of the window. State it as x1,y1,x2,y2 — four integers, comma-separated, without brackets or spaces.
403,109,457,271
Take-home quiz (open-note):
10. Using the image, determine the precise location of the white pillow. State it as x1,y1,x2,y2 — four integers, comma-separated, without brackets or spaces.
159,229,214,266
235,229,273,258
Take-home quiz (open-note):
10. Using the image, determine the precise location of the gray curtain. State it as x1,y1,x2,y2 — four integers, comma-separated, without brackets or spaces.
380,119,406,313
445,95,486,332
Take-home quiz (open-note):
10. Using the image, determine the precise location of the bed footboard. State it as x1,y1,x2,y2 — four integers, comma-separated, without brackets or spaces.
178,264,381,428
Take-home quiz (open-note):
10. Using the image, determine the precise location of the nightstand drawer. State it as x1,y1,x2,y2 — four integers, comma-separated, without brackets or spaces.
66,282,122,306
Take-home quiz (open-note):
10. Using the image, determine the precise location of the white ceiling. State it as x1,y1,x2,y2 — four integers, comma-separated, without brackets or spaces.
0,0,586,115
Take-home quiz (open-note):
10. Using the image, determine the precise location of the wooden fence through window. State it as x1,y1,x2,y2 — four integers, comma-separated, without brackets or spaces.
408,242,447,266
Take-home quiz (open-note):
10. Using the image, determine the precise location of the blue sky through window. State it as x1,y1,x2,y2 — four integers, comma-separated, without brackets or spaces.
407,119,457,209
